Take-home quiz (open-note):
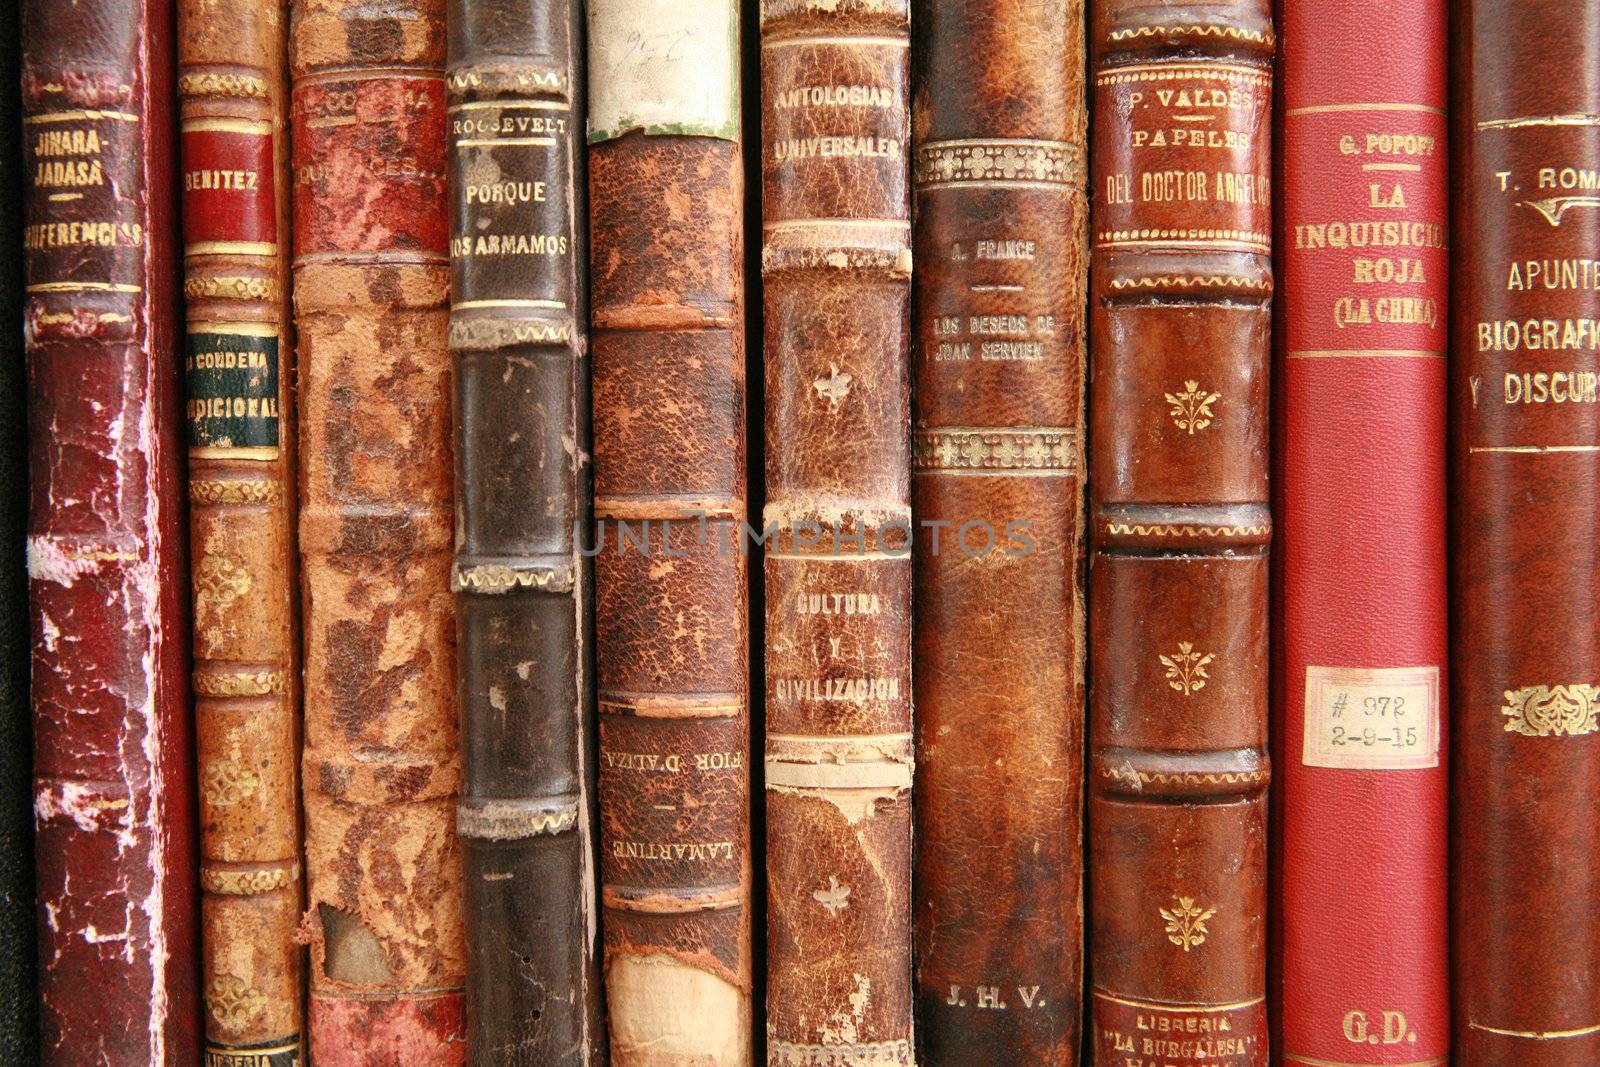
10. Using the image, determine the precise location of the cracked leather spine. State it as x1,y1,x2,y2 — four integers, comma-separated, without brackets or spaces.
179,1,305,1063
22,0,201,1061
1088,3,1273,1063
761,1,915,1064
291,1,467,1061
1275,0,1448,1063
587,1,751,1064
446,0,602,1060
1453,3,1600,1061
911,2,1087,1063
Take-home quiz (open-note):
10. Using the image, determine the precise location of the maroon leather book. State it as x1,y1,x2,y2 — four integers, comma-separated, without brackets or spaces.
21,0,200,1060
1453,1,1600,1060
1275,0,1450,1063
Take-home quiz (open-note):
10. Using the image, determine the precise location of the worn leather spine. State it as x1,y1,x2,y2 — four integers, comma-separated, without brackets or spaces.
761,1,914,1063
911,2,1087,1064
1275,0,1449,1063
292,1,467,1061
1088,4,1273,1063
0,0,37,1057
180,2,305,1063
446,0,601,1060
1453,2,1600,1061
588,2,751,1064
22,0,201,1060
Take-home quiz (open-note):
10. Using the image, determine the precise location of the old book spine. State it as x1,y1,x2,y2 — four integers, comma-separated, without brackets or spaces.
761,1,914,1064
21,0,201,1061
1088,3,1273,1063
179,1,304,1063
291,1,465,1061
0,0,37,1056
587,2,751,1064
1453,2,1600,1061
1276,1,1448,1063
445,0,601,1060
911,2,1087,1064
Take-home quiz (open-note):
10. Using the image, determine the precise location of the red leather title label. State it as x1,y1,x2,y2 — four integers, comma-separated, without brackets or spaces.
182,123,276,250
292,75,448,257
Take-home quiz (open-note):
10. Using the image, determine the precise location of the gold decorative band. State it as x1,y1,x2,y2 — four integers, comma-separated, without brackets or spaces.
453,561,576,594
1501,683,1600,738
27,281,141,293
1111,274,1272,292
194,670,287,698
188,240,277,257
1097,228,1271,251
1287,102,1443,117
179,73,270,100
190,479,282,505
1096,63,1271,87
201,863,300,896
183,117,273,136
24,109,140,124
1104,521,1271,538
1100,764,1268,787
915,138,1083,186
457,800,578,841
1285,1056,1445,1067
1107,24,1273,45
1094,989,1265,1012
768,1038,913,1067
185,275,279,302
1468,1020,1600,1040
191,445,280,462
1478,114,1600,131
914,427,1077,472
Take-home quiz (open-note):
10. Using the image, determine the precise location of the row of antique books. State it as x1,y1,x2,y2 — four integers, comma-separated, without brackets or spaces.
7,0,1593,1064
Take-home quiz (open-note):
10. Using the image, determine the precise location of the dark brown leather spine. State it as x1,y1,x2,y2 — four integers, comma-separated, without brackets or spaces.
911,3,1088,1064
179,1,304,1062
587,1,751,1063
1453,2,1600,1060
1088,4,1273,1063
445,0,601,1060
761,2,914,1064
291,1,467,1060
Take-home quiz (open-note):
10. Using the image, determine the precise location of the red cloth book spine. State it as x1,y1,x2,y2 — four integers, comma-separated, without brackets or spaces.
1275,0,1450,1062
21,0,200,1060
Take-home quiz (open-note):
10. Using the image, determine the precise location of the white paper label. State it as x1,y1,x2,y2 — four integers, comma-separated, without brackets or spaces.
588,0,738,142
1301,665,1441,771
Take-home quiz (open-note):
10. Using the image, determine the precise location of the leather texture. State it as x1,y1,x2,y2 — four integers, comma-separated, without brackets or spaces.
1275,0,1449,1062
0,0,37,1057
1088,4,1273,1063
179,2,305,1063
22,0,201,1060
761,1,914,1063
910,2,1087,1064
291,2,467,1061
588,1,752,1063
1453,2,1600,1061
446,0,603,1061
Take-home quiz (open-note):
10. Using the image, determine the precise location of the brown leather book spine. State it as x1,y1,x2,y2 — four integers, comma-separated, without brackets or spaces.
291,1,466,1061
179,2,304,1062
446,0,602,1059
911,2,1088,1063
587,2,751,1064
1088,4,1273,1063
1453,2,1600,1060
761,2,914,1064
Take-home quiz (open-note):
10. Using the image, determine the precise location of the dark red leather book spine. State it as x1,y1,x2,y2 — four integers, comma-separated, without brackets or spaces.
21,0,200,1061
1453,2,1600,1061
1276,1,1449,1063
